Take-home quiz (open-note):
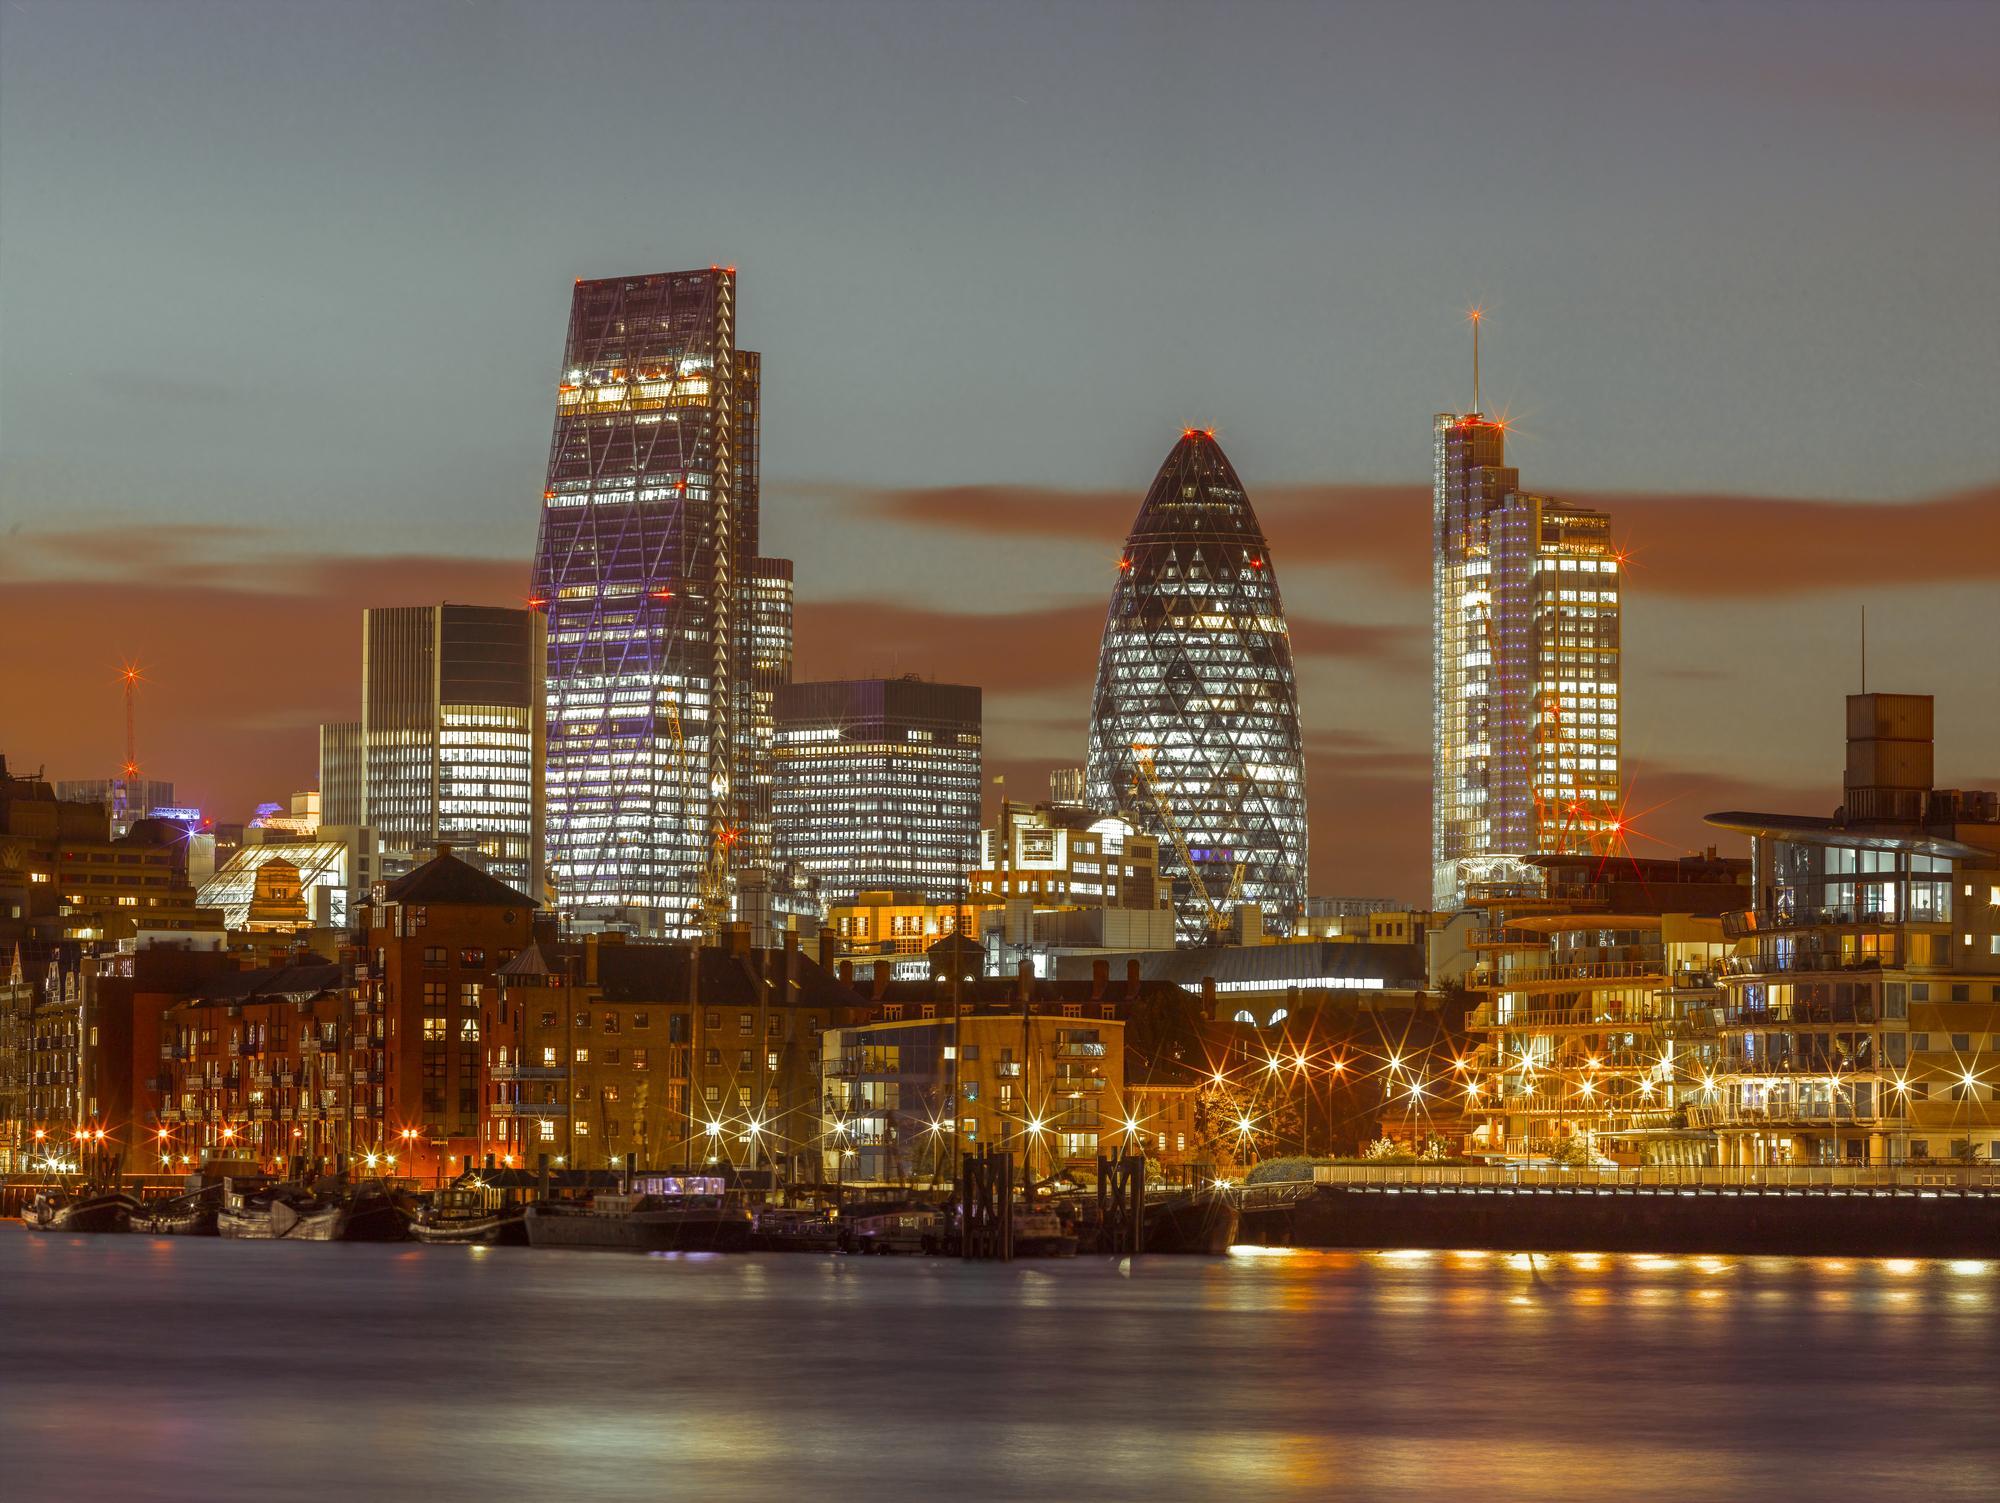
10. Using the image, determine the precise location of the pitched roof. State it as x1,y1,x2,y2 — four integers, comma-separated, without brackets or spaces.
380,850,538,909
585,942,867,1011
185,958,342,1008
497,941,565,979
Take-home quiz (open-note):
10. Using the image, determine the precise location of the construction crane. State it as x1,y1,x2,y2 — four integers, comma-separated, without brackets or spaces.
1129,742,1244,943
114,662,144,830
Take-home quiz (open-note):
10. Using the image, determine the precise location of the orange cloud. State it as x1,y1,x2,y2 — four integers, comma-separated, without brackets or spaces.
838,480,2000,596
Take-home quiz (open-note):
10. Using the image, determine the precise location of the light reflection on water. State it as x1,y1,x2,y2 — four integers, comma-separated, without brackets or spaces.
3,1231,1997,1503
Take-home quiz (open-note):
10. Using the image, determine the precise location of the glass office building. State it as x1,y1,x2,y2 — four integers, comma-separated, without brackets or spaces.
773,678,982,905
1084,430,1308,942
531,270,792,935
355,604,545,896
1432,412,1621,910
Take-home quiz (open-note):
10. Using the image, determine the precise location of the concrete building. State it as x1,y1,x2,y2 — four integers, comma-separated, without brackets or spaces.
1703,694,2000,1168
1,756,215,946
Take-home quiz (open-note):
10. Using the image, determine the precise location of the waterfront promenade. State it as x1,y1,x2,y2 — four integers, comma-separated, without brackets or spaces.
4,1230,1997,1503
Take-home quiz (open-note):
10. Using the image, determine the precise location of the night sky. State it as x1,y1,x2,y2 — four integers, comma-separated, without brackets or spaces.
3,0,1995,902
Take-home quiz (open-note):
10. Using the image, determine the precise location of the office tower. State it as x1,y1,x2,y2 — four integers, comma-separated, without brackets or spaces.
772,677,982,904
1084,430,1309,942
355,604,545,896
531,270,792,937
1432,407,1621,910
736,556,795,876
319,722,363,827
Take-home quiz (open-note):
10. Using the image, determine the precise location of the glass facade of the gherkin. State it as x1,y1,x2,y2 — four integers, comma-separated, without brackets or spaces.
1085,431,1309,942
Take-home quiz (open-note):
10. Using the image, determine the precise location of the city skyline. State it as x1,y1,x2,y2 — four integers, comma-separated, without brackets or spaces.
4,1,1996,906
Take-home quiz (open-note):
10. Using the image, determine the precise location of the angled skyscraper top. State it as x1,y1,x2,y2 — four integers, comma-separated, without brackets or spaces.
532,269,792,937
1432,333,1622,909
1085,430,1309,941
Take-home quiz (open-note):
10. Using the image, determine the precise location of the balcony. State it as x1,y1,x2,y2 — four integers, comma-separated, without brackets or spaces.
1719,999,1879,1027
1057,1043,1107,1059
1724,954,1887,978
1470,960,1665,992
488,1101,569,1117
1055,1074,1106,1093
1726,907,1948,940
1686,1101,1886,1130
1470,1004,1668,1033
490,1064,566,1083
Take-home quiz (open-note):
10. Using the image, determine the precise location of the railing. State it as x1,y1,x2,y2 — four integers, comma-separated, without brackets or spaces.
488,1101,569,1117
1471,1005,1671,1032
1725,955,1887,977
490,1064,567,1082
1471,960,1665,990
1058,1043,1107,1059
1055,1074,1106,1093
1310,1163,2000,1191
1717,1003,1879,1026
1687,1102,1884,1129
1725,908,1942,939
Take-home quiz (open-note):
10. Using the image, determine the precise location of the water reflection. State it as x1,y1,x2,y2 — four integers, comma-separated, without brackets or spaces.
2,1234,1996,1503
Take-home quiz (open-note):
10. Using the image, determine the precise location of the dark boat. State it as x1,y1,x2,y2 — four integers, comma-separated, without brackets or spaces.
1142,1187,1240,1255
217,1179,406,1241
21,1187,139,1233
1013,1206,1080,1258
839,1200,944,1254
268,1181,408,1242
218,1179,299,1239
525,1192,752,1252
749,1206,840,1252
410,1186,529,1246
133,1182,223,1236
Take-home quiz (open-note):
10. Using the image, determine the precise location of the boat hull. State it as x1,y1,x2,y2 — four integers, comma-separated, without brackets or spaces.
410,1210,529,1247
135,1204,220,1237
1142,1190,1240,1255
22,1193,138,1234
525,1205,752,1253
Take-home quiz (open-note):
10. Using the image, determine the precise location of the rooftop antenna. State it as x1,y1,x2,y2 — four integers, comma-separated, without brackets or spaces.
1468,306,1484,414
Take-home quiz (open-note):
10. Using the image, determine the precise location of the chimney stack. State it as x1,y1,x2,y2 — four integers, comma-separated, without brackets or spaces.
1091,958,1110,996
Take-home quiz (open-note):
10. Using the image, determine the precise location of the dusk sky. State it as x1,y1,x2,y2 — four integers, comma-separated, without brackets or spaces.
3,0,1995,902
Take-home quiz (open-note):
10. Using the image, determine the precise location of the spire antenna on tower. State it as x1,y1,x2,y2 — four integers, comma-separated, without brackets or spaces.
1468,306,1484,415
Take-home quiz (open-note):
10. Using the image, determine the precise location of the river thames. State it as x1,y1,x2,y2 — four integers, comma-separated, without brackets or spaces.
2,1232,1994,1502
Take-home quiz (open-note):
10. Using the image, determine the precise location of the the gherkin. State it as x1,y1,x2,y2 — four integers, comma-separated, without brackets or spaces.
1085,430,1309,942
